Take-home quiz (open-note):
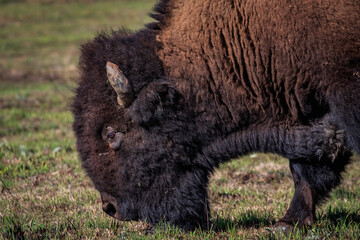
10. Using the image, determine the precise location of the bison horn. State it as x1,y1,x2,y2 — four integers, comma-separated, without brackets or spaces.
106,62,134,108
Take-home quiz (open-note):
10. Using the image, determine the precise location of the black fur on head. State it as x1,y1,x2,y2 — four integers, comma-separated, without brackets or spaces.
72,29,211,230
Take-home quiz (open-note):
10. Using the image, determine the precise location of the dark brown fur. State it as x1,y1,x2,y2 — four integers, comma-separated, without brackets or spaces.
72,0,360,230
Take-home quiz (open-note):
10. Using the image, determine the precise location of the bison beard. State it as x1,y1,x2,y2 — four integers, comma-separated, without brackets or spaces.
72,0,360,232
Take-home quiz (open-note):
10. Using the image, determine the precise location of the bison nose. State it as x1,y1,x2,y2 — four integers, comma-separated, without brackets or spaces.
101,192,120,219
102,202,117,217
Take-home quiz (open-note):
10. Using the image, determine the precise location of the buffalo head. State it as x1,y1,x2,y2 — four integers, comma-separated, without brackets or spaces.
73,62,210,230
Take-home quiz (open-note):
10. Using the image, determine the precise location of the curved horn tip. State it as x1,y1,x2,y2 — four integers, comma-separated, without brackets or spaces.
106,62,118,76
105,62,134,108
106,61,118,68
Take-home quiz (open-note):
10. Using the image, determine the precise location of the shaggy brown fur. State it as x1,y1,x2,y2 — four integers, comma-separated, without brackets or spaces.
155,0,359,126
72,0,360,231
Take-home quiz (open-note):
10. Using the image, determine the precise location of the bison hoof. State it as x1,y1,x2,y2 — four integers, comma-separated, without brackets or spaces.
274,221,294,233
312,124,346,163
274,217,314,233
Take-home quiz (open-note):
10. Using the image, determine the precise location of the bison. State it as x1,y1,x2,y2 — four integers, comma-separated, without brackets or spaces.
72,0,360,231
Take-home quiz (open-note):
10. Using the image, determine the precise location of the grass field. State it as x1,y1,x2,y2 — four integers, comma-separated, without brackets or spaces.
1,0,360,239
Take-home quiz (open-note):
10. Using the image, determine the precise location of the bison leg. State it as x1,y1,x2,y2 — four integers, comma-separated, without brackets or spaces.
275,162,317,231
275,150,352,231
198,122,346,170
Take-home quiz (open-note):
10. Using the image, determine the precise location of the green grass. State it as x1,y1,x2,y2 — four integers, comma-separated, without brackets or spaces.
0,0,155,82
1,0,360,239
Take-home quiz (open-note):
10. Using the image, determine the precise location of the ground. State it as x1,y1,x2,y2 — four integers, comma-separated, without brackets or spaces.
1,0,359,239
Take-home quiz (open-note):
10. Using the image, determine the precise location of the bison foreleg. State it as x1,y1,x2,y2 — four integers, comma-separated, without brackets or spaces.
197,123,346,170
197,123,350,231
275,162,318,231
276,151,352,231
269,124,346,163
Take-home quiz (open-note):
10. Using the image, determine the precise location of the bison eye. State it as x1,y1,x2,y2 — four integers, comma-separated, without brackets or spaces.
107,131,116,140
102,126,124,150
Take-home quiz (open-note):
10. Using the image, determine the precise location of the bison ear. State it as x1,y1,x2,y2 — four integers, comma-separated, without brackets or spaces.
127,81,179,126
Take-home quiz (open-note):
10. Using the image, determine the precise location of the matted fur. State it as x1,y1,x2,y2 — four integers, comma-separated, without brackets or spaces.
72,0,360,230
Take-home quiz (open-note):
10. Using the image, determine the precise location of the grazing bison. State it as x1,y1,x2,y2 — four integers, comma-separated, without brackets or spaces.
72,0,360,231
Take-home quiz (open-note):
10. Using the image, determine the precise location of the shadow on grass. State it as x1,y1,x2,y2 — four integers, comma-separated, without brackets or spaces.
322,207,360,226
213,212,276,232
1,216,25,240
213,207,360,232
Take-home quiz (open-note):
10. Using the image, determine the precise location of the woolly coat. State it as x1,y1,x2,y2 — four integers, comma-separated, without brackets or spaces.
72,0,360,230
